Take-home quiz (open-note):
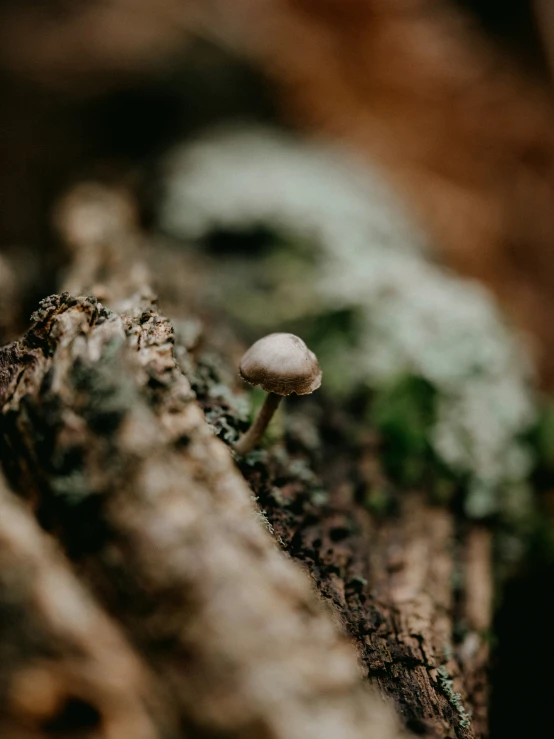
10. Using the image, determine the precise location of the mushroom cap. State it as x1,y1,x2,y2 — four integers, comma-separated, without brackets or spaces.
239,333,322,396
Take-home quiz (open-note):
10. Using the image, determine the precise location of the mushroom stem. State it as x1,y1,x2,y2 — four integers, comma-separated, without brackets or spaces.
233,392,282,455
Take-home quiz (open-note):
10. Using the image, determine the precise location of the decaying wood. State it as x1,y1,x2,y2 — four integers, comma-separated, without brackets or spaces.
0,184,493,738
0,185,410,739
0,474,174,739
457,528,492,738
240,447,489,738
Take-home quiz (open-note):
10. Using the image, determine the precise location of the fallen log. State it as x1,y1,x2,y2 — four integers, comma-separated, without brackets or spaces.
0,183,491,738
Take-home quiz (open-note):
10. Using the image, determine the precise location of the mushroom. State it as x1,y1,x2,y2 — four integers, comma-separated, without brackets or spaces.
233,333,322,455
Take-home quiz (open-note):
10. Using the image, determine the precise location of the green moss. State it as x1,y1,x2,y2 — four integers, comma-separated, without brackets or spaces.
161,126,540,525
370,376,436,486
363,486,394,515
286,308,364,397
531,398,554,472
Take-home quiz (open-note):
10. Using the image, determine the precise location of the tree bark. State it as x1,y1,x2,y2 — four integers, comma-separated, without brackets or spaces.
240,449,489,738
0,184,491,738
0,474,174,739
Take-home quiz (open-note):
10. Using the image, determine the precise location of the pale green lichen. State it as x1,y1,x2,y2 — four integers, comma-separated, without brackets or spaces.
160,125,538,520
436,666,472,730
251,495,285,546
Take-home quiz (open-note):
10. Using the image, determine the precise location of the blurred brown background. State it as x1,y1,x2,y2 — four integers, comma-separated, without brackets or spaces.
2,3,554,738
3,0,554,385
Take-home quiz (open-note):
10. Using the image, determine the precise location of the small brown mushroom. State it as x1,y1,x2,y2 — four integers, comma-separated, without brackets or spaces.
233,333,322,455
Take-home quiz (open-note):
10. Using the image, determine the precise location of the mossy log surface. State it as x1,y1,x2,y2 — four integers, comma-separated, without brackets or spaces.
0,185,491,739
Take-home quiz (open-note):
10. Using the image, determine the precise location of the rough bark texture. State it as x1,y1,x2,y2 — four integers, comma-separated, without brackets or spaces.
0,474,174,739
0,184,492,738
237,446,490,739
0,186,411,739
